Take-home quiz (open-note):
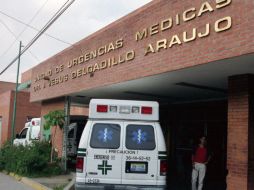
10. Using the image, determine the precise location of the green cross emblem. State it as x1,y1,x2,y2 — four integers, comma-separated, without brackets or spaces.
98,160,112,175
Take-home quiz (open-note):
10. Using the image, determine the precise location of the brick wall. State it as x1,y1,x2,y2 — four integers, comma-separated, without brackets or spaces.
51,125,63,158
41,98,65,157
30,0,254,102
41,99,88,157
0,91,12,145
70,106,89,116
0,82,15,94
41,98,65,116
0,91,41,146
249,76,254,190
15,91,41,136
227,74,254,190
21,69,32,83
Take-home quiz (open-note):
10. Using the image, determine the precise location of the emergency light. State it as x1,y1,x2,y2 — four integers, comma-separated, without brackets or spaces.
31,120,40,126
109,106,117,112
141,106,153,114
132,106,140,113
97,105,108,112
90,99,159,121
97,105,153,115
119,106,131,114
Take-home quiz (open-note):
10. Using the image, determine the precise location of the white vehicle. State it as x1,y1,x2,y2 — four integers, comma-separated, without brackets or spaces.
67,123,78,156
75,99,167,190
13,118,41,146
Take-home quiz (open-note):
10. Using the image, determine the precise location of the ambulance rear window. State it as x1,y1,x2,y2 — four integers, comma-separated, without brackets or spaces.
90,123,121,149
126,125,155,150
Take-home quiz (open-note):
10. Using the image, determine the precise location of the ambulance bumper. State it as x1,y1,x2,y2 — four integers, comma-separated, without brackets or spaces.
75,183,167,190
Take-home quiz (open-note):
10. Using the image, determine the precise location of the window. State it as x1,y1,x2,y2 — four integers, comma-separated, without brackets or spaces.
126,125,155,150
20,128,28,139
90,123,120,149
68,129,74,138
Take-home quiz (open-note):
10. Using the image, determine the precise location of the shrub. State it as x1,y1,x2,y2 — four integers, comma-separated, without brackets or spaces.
0,141,63,177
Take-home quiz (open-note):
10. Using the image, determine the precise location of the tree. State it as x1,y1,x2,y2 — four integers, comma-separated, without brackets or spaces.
43,110,65,163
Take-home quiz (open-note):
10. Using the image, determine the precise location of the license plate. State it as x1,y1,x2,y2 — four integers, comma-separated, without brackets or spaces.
126,161,148,173
130,163,146,172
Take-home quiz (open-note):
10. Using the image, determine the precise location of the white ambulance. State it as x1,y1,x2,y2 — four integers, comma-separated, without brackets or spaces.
75,99,167,190
13,118,41,146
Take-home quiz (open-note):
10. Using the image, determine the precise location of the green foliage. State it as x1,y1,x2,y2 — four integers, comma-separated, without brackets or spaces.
0,141,63,177
44,110,65,130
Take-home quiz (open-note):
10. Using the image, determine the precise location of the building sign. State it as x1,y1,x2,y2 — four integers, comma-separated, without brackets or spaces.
32,0,233,94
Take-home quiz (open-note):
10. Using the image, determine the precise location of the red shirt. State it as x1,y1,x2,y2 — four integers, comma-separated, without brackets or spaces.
193,147,208,163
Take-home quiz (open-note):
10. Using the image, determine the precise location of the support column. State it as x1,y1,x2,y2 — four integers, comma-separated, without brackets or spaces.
227,74,254,190
62,96,71,172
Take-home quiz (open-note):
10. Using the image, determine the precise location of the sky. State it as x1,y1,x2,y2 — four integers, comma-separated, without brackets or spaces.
0,0,151,83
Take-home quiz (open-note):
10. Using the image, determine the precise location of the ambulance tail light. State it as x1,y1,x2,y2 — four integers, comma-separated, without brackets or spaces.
76,157,84,173
97,105,108,113
160,160,168,176
141,106,152,114
31,120,40,126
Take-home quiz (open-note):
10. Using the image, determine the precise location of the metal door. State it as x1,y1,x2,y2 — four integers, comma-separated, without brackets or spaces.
85,121,123,184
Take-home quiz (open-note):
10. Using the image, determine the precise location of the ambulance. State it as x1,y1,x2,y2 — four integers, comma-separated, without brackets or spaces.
75,99,167,190
13,118,41,146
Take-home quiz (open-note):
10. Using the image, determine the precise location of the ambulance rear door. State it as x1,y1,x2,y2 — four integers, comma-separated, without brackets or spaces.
85,120,123,184
122,121,158,185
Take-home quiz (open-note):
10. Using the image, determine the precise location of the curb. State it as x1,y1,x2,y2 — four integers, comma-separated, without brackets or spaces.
64,177,75,190
9,172,22,181
6,172,52,190
21,177,52,190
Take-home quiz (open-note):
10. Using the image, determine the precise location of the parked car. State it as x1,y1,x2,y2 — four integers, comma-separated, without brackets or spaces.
67,122,78,156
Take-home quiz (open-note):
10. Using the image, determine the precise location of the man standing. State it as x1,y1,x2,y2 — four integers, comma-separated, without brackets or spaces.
191,136,211,190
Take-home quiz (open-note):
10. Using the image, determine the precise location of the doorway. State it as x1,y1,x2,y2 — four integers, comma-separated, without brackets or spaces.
67,115,87,170
161,101,227,190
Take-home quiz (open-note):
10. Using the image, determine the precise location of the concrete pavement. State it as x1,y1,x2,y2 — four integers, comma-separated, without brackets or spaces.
0,172,34,190
32,173,74,189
